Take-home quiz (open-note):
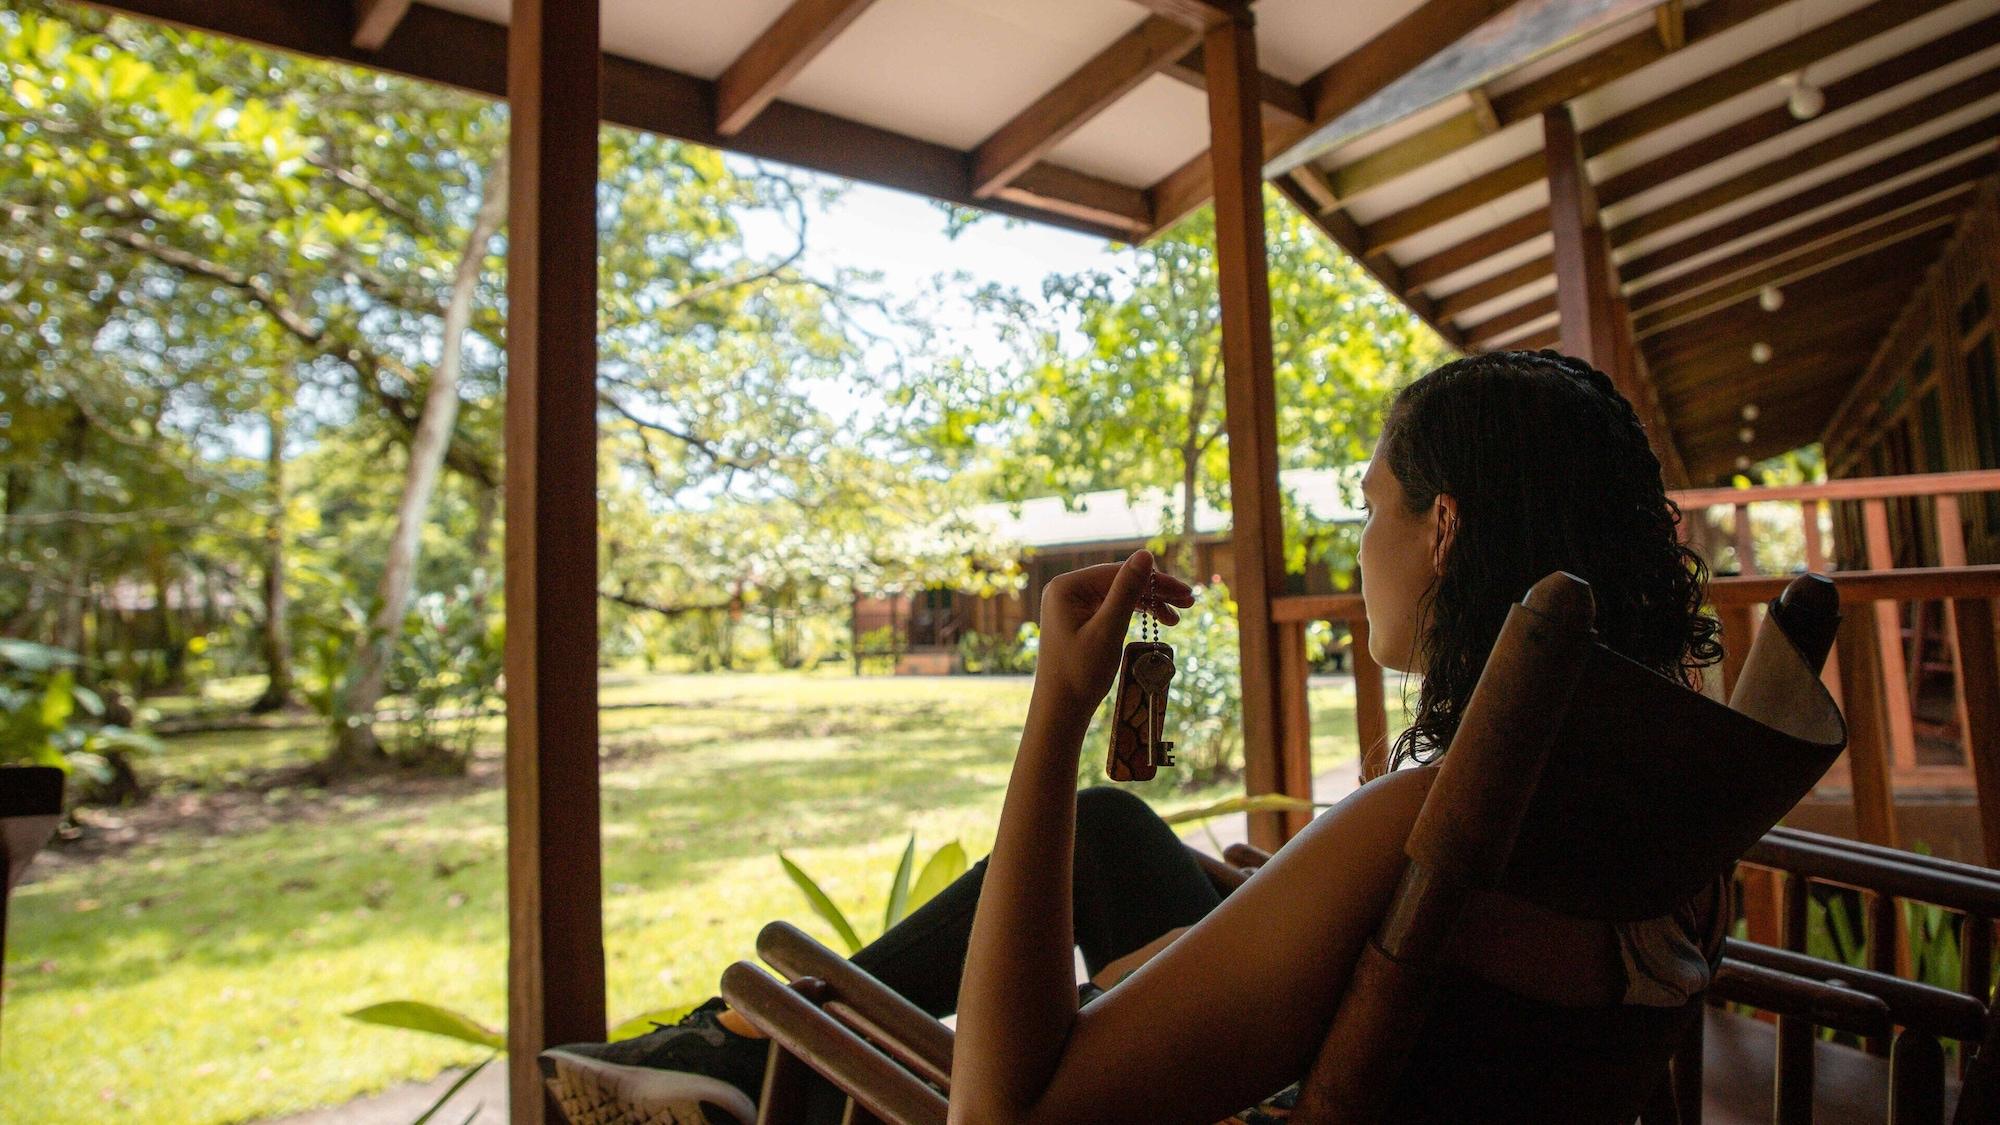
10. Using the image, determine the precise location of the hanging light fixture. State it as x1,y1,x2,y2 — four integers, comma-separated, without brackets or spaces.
1741,403,1760,422
1751,341,1773,364
1785,71,1824,120
1739,426,1756,445
1759,285,1785,312
1737,455,1753,470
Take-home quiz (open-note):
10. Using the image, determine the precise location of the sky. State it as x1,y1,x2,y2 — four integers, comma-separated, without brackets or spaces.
731,161,1131,426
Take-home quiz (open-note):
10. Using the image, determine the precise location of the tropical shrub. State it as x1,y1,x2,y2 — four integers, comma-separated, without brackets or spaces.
384,574,503,773
957,623,1037,674
777,834,969,954
0,638,160,804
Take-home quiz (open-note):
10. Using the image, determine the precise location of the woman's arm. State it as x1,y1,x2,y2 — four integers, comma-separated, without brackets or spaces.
949,551,1434,1124
949,550,1192,1122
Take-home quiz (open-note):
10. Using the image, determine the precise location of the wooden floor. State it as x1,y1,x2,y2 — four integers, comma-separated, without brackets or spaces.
1701,1007,1961,1124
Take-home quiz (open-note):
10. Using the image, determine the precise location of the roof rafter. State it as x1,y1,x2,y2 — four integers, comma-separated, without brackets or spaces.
715,0,881,136
1438,148,1994,320
1125,0,1251,31
87,0,1147,240
1418,67,2000,312
1631,203,1965,336
351,0,411,50
1273,173,1464,349
1362,0,1961,257
1146,0,1526,235
971,15,1200,198
1159,43,1311,124
1323,0,1782,204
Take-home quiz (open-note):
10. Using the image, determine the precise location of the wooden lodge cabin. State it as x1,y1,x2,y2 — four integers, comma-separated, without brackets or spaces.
85,0,2000,1115
851,468,1363,674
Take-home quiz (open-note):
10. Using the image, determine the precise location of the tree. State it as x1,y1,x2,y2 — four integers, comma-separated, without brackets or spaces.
909,198,1450,575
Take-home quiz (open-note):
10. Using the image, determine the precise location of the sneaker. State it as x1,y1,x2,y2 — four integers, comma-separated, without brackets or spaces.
540,997,766,1125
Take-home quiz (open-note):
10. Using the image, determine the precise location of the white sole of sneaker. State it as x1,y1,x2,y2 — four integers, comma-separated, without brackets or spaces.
540,1050,759,1125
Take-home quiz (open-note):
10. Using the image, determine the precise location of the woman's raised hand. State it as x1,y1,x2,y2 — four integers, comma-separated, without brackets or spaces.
1033,550,1196,712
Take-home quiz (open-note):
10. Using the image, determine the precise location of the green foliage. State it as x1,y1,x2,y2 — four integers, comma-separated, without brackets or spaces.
0,638,160,795
957,623,1036,674
778,834,968,955
1163,583,1244,787
1159,792,1317,827
345,1001,504,1050
898,198,1449,575
379,574,503,772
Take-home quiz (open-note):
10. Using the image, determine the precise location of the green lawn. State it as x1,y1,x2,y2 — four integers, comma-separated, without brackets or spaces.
3,672,1360,1124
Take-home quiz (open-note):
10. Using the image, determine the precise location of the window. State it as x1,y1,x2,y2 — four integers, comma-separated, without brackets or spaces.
1960,284,1991,338
1967,331,2000,527
1920,388,1947,474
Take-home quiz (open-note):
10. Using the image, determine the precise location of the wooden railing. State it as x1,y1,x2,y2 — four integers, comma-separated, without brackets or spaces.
1267,470,2000,864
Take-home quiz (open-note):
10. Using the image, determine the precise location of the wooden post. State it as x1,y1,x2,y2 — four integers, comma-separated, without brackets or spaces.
505,1,606,1121
1203,10,1296,851
1543,105,1622,372
1276,622,1314,837
1837,608,1900,849
1350,614,1389,783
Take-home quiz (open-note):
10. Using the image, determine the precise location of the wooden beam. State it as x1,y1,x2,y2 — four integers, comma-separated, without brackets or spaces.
88,0,1144,242
1324,0,1782,203
971,16,1200,197
1632,204,1962,336
1611,69,2000,249
1466,291,1557,346
1160,43,1313,125
993,164,1153,238
1275,174,1465,349
715,0,880,136
1543,106,1620,369
351,0,410,50
1204,12,1296,850
1655,0,1686,51
1362,0,1961,257
1465,84,1499,134
1146,0,1524,234
1126,0,1248,30
1287,163,1341,213
505,0,604,1120
1617,150,1994,287
1625,190,1975,322
1426,96,2000,319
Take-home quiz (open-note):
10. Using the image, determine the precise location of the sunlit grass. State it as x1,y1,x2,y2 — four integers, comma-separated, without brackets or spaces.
3,672,1358,1124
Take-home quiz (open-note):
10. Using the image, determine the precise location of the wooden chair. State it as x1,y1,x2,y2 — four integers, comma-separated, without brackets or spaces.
718,573,1861,1124
1,764,64,1058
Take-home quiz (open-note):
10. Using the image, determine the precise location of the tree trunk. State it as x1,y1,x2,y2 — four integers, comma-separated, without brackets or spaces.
251,389,297,712
331,152,509,770
1178,437,1200,578
56,412,89,655
467,482,499,567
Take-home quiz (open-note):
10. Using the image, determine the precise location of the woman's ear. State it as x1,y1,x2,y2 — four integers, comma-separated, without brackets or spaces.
1430,494,1460,573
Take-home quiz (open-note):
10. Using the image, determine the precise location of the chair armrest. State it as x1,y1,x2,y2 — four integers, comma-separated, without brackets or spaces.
1723,938,1987,1042
756,921,954,1087
720,962,948,1125
1710,958,1893,1038
1743,830,2000,917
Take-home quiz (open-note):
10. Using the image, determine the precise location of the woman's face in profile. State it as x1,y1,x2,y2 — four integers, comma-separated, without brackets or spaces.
1357,445,1441,673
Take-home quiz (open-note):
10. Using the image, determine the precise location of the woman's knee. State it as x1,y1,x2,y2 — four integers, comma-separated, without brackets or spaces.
1075,785,1167,842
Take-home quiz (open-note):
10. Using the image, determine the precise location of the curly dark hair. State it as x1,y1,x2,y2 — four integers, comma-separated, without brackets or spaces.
1382,349,1722,767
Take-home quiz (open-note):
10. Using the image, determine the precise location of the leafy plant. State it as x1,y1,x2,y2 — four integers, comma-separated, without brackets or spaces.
381,573,503,773
778,834,969,955
0,638,161,801
957,623,1037,674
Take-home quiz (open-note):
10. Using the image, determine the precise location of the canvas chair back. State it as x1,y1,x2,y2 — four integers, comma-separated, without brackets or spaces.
1291,572,1847,1123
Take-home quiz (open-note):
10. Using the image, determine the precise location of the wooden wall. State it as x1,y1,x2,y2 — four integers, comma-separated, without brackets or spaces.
1824,182,2000,566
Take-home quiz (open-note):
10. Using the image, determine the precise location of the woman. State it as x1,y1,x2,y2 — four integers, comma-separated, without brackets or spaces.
543,349,1723,1124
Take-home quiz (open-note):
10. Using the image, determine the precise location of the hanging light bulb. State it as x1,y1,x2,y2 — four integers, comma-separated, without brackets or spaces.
1759,285,1785,312
1739,426,1756,445
1751,341,1773,364
1737,455,1753,470
1741,403,1760,422
1786,71,1824,119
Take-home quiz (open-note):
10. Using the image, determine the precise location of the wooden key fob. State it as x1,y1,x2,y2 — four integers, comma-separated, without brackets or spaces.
1107,640,1176,781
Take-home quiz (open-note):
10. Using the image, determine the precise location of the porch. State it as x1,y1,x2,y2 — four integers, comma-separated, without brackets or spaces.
59,0,2000,1121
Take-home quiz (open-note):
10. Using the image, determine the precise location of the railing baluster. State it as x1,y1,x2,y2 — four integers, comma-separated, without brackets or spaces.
1734,501,1758,576
1864,498,1921,773
1888,1029,1946,1125
1349,615,1389,784
1869,889,1903,1055
1775,871,1815,1124
1276,622,1314,839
